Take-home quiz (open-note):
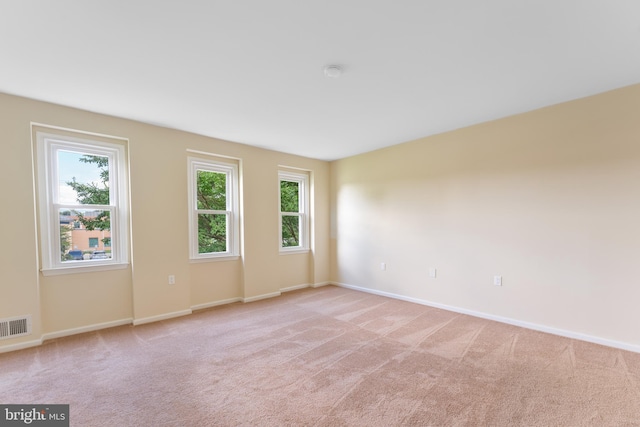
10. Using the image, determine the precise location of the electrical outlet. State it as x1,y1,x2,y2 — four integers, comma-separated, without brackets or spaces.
429,268,437,278
168,275,176,285
380,262,386,271
493,275,502,286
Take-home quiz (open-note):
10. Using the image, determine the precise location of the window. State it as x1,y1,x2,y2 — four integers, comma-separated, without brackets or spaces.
279,170,309,252
188,157,239,260
35,128,129,274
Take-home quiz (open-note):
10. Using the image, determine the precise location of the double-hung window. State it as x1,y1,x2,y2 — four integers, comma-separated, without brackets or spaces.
279,170,309,252
188,157,239,260
35,128,129,274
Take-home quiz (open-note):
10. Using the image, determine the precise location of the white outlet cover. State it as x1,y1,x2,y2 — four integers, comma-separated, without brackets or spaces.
429,268,437,278
494,275,502,286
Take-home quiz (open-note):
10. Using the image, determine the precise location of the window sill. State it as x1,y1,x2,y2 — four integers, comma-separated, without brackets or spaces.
279,248,310,255
189,255,240,263
41,262,129,276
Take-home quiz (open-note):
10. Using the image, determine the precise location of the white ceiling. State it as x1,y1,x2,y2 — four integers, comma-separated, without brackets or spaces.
1,1,639,161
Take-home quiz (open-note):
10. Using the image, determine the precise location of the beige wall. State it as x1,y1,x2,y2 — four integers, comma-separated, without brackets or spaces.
0,92,329,351
330,84,640,349
3,83,639,353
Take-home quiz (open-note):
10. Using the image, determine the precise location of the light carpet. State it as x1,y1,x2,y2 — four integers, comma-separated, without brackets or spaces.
1,285,639,426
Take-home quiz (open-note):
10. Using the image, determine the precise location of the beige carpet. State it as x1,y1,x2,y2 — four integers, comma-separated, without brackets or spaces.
1,285,640,426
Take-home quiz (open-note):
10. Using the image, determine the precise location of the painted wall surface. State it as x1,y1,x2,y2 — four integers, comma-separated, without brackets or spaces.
3,83,638,353
330,84,640,348
0,92,329,351
0,95,42,346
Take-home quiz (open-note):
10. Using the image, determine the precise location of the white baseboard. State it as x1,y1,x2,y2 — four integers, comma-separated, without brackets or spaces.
133,309,192,326
191,297,242,311
281,281,332,292
243,291,281,303
0,338,44,354
280,283,310,292
42,318,133,341
335,282,640,354
312,281,331,288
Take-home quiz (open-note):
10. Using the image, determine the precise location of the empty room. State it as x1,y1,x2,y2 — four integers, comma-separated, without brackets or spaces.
1,1,640,426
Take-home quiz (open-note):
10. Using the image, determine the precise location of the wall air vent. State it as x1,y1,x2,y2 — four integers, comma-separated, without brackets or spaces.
0,315,32,340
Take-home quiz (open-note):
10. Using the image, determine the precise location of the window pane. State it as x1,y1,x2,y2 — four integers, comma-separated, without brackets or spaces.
58,151,110,205
280,181,299,212
198,213,227,253
60,208,112,262
281,215,300,247
197,170,226,210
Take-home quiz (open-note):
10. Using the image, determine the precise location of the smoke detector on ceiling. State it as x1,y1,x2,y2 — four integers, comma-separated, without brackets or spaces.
324,65,342,78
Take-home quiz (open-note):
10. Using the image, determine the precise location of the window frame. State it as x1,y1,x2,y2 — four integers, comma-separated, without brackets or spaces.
187,157,239,261
278,170,309,253
35,129,130,275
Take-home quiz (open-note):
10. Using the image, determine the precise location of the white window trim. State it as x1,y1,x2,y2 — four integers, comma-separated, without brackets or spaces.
35,130,130,275
188,157,239,260
279,170,309,253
